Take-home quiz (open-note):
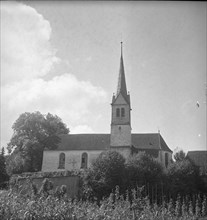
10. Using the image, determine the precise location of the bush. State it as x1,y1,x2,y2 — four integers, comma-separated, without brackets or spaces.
82,150,125,200
0,148,9,188
166,159,204,197
38,178,53,196
125,152,164,189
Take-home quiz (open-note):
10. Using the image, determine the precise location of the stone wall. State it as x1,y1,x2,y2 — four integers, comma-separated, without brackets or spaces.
11,171,80,198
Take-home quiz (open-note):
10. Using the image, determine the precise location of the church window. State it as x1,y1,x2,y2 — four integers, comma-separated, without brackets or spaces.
121,108,125,117
116,108,120,117
165,153,168,168
81,153,88,169
58,153,65,169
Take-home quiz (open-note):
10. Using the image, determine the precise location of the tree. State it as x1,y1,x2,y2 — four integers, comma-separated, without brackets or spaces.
6,150,25,175
7,112,69,173
173,150,186,162
166,158,203,197
83,150,125,200
0,147,9,188
125,152,164,189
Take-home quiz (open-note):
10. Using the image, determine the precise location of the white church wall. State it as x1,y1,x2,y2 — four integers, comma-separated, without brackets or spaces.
42,150,103,172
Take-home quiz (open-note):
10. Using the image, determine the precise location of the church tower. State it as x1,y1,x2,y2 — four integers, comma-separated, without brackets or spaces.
110,42,132,157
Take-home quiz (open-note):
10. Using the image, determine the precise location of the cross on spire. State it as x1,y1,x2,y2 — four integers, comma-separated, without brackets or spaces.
121,41,123,56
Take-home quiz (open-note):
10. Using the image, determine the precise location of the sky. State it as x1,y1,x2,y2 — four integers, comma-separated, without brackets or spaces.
1,1,206,154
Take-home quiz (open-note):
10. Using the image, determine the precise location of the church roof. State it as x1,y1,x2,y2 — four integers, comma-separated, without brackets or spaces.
54,134,110,151
50,133,172,152
132,133,172,152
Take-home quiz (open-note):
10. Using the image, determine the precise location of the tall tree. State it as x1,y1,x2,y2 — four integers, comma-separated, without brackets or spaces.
7,112,69,173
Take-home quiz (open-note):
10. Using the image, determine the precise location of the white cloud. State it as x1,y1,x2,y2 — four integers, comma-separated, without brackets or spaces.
1,74,107,146
0,2,107,147
1,1,59,85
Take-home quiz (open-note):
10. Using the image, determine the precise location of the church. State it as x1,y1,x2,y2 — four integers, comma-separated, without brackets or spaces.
41,43,172,172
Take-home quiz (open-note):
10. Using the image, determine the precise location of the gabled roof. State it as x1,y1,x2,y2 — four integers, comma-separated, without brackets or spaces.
132,133,172,152
48,133,172,153
54,134,110,151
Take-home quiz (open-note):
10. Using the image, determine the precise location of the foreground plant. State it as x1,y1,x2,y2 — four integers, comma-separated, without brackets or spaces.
0,186,206,220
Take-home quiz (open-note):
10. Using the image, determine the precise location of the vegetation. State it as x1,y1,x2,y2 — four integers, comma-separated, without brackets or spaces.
166,158,205,198
125,152,163,189
6,112,69,174
0,147,9,188
173,150,186,162
82,151,126,200
82,150,206,202
2,112,206,220
0,180,206,220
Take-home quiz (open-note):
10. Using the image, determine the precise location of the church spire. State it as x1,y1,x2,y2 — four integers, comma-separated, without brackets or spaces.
115,42,130,105
117,42,128,98
110,42,131,150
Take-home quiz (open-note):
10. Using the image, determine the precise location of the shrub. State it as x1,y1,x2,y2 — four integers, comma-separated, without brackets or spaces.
125,152,164,189
0,148,9,189
39,178,53,196
166,159,203,197
201,195,207,217
82,150,125,200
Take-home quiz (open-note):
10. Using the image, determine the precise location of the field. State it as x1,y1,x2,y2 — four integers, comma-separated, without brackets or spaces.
0,186,207,220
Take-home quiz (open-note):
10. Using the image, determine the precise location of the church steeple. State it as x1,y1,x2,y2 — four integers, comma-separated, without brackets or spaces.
110,42,132,152
117,42,128,97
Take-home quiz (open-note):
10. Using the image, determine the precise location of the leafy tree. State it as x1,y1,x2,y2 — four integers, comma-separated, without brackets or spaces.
83,150,125,200
173,150,186,162
6,150,25,175
7,112,69,173
0,147,9,188
125,152,164,189
166,158,203,197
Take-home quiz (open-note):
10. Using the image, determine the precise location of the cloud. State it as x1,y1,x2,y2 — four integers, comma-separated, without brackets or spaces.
1,1,59,85
0,2,107,147
1,74,107,145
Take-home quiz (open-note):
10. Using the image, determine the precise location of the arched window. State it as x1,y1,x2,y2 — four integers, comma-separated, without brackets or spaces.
81,153,88,169
58,153,65,169
165,153,168,168
121,108,125,117
116,108,120,117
